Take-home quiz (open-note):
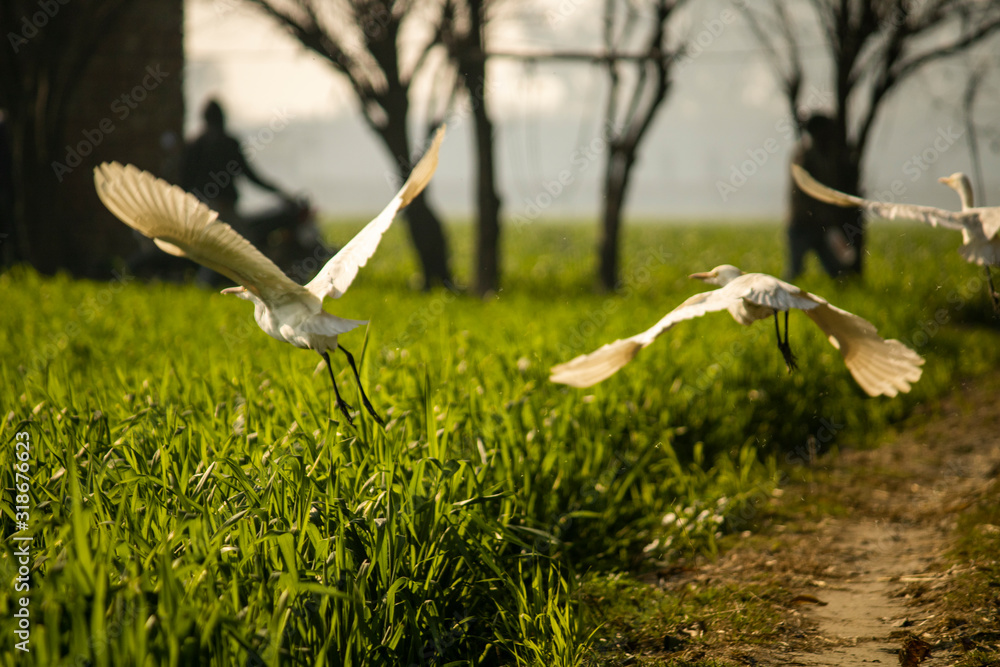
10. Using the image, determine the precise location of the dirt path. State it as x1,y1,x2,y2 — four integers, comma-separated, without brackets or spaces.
664,378,1000,666
785,521,944,666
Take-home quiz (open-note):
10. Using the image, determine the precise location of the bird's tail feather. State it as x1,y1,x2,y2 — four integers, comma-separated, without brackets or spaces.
549,338,645,388
842,338,924,398
805,304,923,397
959,241,1000,266
303,315,368,337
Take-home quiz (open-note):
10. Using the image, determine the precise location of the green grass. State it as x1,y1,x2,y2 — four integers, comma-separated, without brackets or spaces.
578,572,786,666
942,471,1000,667
1,220,998,665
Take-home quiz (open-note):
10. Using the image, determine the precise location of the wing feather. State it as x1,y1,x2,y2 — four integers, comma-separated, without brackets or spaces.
736,273,822,312
94,162,312,307
549,290,738,387
791,165,968,232
979,209,1000,240
803,302,924,397
306,126,446,300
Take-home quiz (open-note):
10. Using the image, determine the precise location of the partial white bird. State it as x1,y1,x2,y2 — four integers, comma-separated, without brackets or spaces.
549,265,924,397
94,126,446,425
792,165,1000,308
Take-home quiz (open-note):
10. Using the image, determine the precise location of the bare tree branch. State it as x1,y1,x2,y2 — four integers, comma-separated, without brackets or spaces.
890,15,1000,85
855,8,1000,158
736,0,803,126
596,0,684,290
243,0,454,285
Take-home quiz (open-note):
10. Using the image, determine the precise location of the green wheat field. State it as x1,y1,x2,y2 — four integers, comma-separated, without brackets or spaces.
1,221,997,666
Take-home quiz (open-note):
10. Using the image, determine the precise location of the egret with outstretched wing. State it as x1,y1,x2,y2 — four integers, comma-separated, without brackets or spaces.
550,265,924,397
792,165,1000,307
94,126,446,425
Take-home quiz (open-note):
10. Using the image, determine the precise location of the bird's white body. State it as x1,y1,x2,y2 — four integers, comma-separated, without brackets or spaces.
550,265,924,398
245,292,362,353
792,166,1000,267
94,126,446,422
943,174,1000,266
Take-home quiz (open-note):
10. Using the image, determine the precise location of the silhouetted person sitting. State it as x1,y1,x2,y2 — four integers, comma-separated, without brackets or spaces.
785,114,858,281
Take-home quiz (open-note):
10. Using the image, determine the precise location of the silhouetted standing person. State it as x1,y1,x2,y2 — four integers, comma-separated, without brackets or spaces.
785,115,858,281
181,99,291,227
181,99,293,284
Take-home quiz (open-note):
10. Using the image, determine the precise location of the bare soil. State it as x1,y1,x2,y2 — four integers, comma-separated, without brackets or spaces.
659,378,1000,666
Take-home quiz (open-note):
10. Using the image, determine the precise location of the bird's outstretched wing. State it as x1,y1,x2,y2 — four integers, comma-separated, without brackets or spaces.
549,288,740,388
94,162,311,305
306,126,446,300
791,165,968,232
802,298,924,397
979,210,1000,241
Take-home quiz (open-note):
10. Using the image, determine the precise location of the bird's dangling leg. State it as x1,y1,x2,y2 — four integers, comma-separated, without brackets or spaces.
985,266,1000,313
339,345,385,426
321,351,355,426
774,310,797,373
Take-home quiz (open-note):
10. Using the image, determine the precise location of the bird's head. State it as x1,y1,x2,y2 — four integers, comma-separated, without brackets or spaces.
221,285,253,301
689,265,744,286
938,172,974,209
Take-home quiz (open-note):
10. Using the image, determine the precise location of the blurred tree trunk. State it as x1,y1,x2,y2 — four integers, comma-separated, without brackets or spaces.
446,0,502,296
960,65,988,205
377,89,452,288
598,0,683,291
0,0,136,272
469,86,501,296
599,144,636,291
245,0,453,288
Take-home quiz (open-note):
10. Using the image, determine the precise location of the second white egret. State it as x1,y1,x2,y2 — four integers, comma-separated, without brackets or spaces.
792,165,1000,308
550,265,924,397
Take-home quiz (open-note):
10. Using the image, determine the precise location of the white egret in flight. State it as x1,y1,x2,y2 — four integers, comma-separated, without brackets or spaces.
792,165,1000,309
94,126,446,425
550,265,924,397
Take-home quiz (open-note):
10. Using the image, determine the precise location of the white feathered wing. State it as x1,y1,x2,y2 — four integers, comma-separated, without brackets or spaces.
802,300,924,397
549,289,742,388
94,162,310,306
306,126,445,300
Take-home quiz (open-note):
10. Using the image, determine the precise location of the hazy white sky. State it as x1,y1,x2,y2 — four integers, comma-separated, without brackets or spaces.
184,0,1000,219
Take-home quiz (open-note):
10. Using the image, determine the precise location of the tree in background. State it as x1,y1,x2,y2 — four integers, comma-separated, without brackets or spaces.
740,0,1000,276
442,0,502,297
0,0,137,272
244,0,454,288
597,0,685,291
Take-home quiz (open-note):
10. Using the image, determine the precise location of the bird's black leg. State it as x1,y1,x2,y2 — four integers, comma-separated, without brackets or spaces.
321,351,354,426
985,266,1000,313
338,344,385,426
774,310,797,373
